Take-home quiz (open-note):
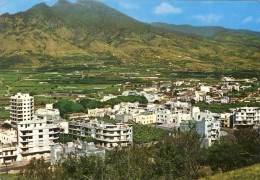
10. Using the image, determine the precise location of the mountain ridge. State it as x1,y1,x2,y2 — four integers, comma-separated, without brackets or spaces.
151,22,260,37
0,0,259,71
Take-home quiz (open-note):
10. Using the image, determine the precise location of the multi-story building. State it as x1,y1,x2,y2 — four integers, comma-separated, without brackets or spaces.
16,117,60,161
196,112,220,147
180,111,220,147
10,93,34,124
233,107,260,128
69,120,133,149
8,93,62,161
220,113,232,128
0,144,18,164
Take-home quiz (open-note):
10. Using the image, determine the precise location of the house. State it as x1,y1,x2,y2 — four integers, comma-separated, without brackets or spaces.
133,113,156,125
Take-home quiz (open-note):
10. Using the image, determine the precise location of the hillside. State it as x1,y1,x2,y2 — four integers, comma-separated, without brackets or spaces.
0,0,259,71
201,163,260,180
151,22,260,37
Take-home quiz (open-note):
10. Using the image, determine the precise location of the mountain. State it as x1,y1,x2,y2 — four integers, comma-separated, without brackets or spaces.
150,22,260,37
0,0,259,71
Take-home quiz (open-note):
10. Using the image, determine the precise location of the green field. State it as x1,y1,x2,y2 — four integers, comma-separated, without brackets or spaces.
0,173,15,180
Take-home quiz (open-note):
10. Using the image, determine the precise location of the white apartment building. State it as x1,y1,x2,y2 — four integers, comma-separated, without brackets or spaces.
69,120,133,149
196,112,220,147
7,93,62,162
10,93,34,124
233,107,260,128
16,117,60,161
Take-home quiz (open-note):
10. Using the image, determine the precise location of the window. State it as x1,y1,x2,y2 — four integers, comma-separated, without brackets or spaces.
39,130,43,133
39,135,43,138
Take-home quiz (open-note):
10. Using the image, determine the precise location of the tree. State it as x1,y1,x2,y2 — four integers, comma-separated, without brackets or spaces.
234,128,260,165
153,130,206,179
18,157,53,180
207,136,242,172
59,134,73,144
54,99,84,117
2,123,12,129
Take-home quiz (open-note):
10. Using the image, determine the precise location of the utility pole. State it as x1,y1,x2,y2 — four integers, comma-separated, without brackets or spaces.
5,162,8,174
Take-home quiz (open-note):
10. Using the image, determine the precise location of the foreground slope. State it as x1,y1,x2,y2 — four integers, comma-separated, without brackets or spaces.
0,0,259,71
201,163,260,180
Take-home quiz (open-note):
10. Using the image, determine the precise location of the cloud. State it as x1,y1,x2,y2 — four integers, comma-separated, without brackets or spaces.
192,14,222,23
242,16,253,23
154,2,182,14
119,2,139,10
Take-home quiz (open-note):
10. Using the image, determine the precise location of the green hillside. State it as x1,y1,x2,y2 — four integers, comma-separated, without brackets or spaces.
0,0,259,71
201,163,260,180
151,22,260,37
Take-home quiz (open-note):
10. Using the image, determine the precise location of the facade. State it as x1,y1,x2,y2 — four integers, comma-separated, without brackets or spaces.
87,108,110,117
0,128,17,144
233,107,260,128
220,113,232,128
133,113,156,125
196,112,220,147
69,120,133,149
10,93,34,124
16,116,60,161
0,144,18,164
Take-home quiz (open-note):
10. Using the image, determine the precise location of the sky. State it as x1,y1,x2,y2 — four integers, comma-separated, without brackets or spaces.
0,0,260,32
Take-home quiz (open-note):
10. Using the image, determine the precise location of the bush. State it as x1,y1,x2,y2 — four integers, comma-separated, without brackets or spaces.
2,123,12,129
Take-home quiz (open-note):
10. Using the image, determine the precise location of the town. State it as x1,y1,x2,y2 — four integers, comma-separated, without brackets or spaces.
0,75,259,174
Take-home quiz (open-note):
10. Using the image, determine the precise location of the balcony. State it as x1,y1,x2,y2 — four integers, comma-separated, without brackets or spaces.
103,133,121,137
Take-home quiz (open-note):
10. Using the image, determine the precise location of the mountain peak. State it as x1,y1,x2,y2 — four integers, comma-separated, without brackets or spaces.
30,2,49,10
54,0,76,7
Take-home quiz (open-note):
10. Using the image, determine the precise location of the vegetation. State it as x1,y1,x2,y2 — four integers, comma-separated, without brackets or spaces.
195,101,260,113
0,173,15,180
0,110,10,119
59,133,97,144
207,128,260,172
80,96,148,109
12,128,260,180
202,163,260,180
133,123,168,144
1,123,12,129
59,134,74,144
53,99,85,117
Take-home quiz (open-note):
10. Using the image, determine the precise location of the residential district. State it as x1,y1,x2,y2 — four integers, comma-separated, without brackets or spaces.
0,76,259,170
